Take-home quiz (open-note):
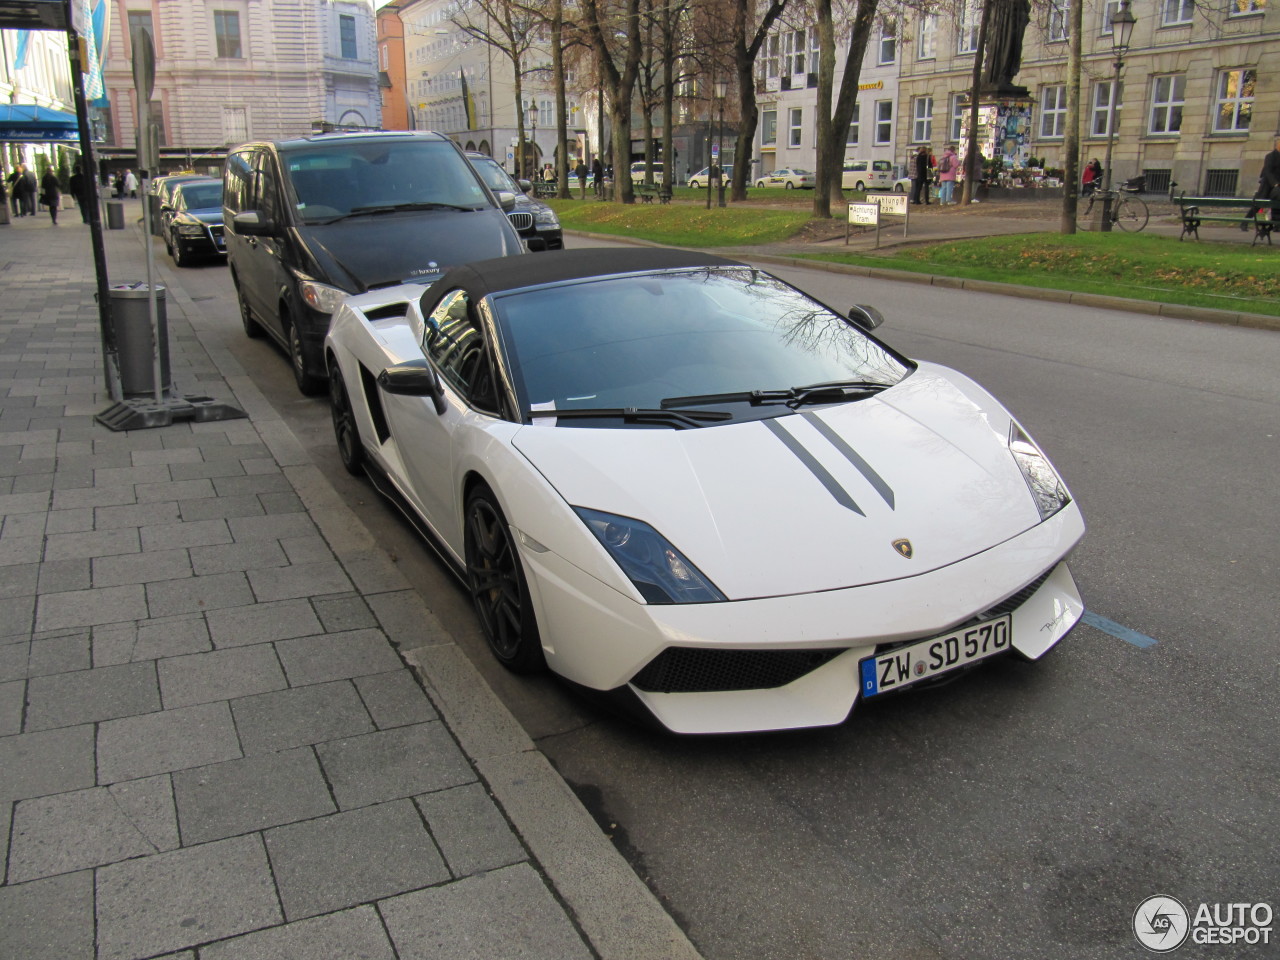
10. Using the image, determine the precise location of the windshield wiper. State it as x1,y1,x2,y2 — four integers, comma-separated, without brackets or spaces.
528,407,731,429
318,202,477,223
662,380,890,411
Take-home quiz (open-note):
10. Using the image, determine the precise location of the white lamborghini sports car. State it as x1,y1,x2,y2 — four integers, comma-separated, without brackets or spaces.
324,248,1085,734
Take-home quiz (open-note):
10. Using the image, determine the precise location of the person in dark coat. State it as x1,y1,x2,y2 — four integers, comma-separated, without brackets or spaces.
40,169,61,225
591,157,604,197
1245,136,1280,225
911,145,933,205
5,167,20,216
18,166,37,216
575,159,588,198
68,163,90,223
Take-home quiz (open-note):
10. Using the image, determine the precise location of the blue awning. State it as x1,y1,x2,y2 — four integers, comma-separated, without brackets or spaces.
0,103,80,142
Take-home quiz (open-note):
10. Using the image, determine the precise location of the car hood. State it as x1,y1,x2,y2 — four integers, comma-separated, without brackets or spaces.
297,209,522,292
182,207,223,224
511,366,1044,600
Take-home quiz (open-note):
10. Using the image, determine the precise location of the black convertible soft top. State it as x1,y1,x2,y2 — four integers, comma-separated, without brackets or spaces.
419,247,743,305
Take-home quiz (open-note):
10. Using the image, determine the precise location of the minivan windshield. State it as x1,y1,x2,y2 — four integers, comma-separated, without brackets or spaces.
282,139,492,224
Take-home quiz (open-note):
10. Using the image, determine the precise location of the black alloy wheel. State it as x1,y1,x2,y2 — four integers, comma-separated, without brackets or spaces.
286,311,324,396
172,235,188,267
464,488,544,674
328,360,364,476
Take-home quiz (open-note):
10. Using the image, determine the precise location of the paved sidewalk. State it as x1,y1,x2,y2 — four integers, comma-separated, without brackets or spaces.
0,204,701,960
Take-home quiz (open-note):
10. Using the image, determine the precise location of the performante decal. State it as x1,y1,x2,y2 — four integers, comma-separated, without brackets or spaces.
763,419,865,516
801,412,895,509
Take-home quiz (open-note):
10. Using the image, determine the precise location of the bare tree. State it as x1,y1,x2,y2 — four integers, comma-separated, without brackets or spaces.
1059,0,1082,231
960,0,992,204
812,0,879,217
725,0,792,201
582,0,644,202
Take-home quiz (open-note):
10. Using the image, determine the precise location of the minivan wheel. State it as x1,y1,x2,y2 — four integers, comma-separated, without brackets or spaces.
234,277,262,339
287,315,324,396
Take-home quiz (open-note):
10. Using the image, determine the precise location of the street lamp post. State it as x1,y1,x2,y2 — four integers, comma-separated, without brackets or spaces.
705,80,714,210
714,78,728,208
527,102,538,181
1100,0,1136,232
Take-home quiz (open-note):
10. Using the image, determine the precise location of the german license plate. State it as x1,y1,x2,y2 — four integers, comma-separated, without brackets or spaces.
859,615,1012,697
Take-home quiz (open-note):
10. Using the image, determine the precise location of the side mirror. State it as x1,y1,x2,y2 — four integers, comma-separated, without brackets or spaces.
232,210,275,237
847,304,885,331
377,359,446,415
517,178,534,194
495,190,517,213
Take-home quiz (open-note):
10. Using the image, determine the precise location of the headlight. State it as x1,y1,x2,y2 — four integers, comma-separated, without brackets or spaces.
533,207,559,226
175,222,206,236
297,279,349,315
1009,422,1070,520
574,508,725,604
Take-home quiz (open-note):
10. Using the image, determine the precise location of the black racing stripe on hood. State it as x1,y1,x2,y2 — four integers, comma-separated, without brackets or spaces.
802,412,895,510
763,418,865,516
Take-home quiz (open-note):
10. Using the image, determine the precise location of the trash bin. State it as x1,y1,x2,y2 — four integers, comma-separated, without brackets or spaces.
107,283,171,396
106,200,125,230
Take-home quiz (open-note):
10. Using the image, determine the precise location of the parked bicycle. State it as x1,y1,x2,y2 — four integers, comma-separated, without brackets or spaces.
1082,175,1149,232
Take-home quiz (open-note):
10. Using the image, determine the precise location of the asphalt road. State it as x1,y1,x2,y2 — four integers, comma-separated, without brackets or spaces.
168,236,1279,960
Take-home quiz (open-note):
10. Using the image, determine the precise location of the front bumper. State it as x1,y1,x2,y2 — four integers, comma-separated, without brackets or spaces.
518,503,1084,734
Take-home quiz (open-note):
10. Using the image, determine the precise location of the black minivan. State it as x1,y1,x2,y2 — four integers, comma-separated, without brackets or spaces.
223,131,524,394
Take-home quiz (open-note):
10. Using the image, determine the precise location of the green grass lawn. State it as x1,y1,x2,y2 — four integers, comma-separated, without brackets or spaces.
799,232,1280,317
547,195,810,247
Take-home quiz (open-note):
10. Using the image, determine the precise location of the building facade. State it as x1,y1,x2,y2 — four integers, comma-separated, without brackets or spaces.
752,0,1277,195
377,2,409,130
98,0,380,168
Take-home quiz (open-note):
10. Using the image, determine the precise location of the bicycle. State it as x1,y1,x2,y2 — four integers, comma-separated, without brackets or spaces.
1081,175,1149,232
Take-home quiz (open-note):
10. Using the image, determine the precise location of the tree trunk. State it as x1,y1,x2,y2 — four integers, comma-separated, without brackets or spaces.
961,0,993,204
1059,0,1083,232
812,0,834,217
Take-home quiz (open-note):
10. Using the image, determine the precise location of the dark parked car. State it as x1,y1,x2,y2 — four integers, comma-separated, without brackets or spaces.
162,179,226,266
465,152,563,250
223,131,524,395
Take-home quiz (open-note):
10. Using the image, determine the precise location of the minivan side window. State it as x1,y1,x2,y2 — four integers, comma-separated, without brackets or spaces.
424,290,498,414
224,150,253,215
254,151,281,222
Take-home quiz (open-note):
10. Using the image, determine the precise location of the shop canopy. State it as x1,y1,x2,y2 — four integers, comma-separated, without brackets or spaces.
0,104,79,142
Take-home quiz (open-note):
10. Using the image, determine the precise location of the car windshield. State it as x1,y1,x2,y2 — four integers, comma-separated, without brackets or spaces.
470,158,517,193
493,267,910,423
283,139,490,224
180,183,222,209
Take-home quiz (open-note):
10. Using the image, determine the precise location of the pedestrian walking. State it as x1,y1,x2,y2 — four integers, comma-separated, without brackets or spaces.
69,163,90,223
18,165,37,216
937,145,959,204
6,165,21,216
911,145,933,205
591,157,604,198
575,159,588,199
40,168,61,225
1244,137,1280,227
1081,158,1102,197
124,169,139,198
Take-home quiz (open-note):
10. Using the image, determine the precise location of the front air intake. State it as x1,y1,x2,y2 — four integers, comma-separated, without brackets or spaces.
631,647,844,694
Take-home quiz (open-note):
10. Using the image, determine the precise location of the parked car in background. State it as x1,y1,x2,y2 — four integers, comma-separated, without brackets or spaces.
223,130,524,395
686,165,734,189
161,179,226,266
466,152,562,251
629,161,664,184
842,159,895,192
755,168,815,189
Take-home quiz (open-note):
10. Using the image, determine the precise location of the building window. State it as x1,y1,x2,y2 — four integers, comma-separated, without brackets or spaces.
784,29,805,76
763,35,780,79
957,0,981,53
1162,0,1194,24
1101,0,1125,34
874,100,893,145
339,14,358,59
1040,84,1066,137
917,15,937,59
762,109,777,145
223,106,247,144
214,10,242,59
1047,0,1069,40
951,95,967,141
878,24,896,64
1091,80,1121,137
912,97,933,142
1213,68,1254,131
1149,75,1185,133
789,107,803,147
847,102,859,145
1228,0,1265,15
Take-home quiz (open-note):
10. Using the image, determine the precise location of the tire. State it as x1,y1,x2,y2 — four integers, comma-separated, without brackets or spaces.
233,276,262,339
756,180,766,189
894,183,906,194
464,487,544,674
1114,195,1149,232
855,181,866,192
328,359,364,476
286,312,324,396
784,181,794,189
172,238,188,267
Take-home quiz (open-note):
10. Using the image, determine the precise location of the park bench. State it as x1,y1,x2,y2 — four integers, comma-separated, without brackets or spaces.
532,181,557,199
636,184,670,204
1176,195,1279,246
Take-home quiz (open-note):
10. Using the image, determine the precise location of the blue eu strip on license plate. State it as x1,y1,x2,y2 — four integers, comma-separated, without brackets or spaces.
860,615,1012,697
